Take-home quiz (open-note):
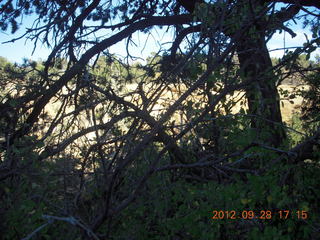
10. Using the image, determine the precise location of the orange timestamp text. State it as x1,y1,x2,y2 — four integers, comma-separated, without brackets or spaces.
211,210,308,220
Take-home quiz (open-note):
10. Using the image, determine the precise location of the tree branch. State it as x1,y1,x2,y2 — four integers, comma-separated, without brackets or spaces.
177,0,204,13
266,0,320,9
44,0,101,74
9,14,193,145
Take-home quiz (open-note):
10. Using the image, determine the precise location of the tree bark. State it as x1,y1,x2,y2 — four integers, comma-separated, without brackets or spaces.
177,0,288,147
236,28,286,147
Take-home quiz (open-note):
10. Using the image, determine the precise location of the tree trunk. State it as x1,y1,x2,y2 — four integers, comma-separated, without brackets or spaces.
236,32,286,147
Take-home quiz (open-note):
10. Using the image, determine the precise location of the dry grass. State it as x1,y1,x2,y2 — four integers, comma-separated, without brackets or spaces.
278,84,308,123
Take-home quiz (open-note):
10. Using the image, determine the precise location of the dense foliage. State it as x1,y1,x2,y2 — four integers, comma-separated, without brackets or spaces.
0,0,320,239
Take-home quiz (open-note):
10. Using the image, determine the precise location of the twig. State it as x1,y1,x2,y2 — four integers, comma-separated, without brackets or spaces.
21,221,52,240
22,215,100,240
42,215,100,240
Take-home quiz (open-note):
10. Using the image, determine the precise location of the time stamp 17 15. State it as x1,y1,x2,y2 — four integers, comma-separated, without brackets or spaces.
211,210,308,220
